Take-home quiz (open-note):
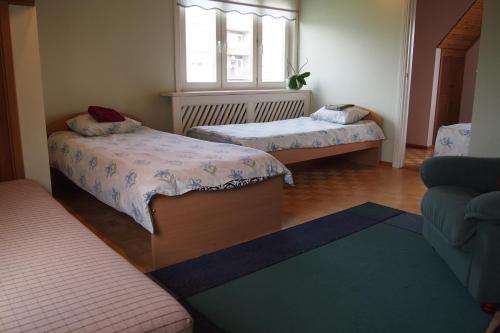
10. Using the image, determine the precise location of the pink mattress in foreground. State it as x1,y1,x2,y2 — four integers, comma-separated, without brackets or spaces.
0,180,192,333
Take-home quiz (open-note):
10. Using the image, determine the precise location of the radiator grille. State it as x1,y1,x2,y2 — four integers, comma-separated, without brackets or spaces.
167,90,311,134
254,100,305,123
181,103,247,134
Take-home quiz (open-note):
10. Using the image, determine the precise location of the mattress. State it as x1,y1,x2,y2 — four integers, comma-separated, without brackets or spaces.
0,179,192,333
434,123,471,157
187,117,385,152
48,127,292,233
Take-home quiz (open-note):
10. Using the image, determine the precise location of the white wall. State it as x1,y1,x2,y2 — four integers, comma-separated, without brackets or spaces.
469,0,500,157
37,0,408,162
299,0,406,162
9,5,51,191
36,0,176,131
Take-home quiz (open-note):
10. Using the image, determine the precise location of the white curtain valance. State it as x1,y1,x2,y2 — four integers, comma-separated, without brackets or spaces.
177,0,297,20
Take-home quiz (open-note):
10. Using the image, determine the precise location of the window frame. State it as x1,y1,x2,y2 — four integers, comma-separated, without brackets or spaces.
175,5,296,92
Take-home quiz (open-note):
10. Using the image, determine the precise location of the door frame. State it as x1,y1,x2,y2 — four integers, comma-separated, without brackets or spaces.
431,48,466,142
427,48,442,146
0,0,24,180
392,0,417,168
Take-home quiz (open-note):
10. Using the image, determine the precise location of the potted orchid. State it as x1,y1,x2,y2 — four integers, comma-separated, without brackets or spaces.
287,59,310,90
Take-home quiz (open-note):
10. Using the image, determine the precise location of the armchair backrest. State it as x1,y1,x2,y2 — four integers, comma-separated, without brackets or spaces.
421,157,500,193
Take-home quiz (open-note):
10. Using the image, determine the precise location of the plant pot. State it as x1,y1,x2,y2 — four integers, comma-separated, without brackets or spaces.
287,76,304,90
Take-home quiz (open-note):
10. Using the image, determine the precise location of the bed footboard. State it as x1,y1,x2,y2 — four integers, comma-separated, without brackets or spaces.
150,176,284,269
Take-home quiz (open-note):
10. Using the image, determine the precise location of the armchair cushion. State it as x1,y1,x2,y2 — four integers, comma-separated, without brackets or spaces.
422,186,480,247
465,191,500,224
421,157,500,193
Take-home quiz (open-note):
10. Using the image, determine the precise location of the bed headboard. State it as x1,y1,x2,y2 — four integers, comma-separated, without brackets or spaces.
46,112,143,137
363,110,384,128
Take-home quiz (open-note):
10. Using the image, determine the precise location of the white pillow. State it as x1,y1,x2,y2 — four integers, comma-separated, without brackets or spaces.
66,114,141,137
311,106,370,125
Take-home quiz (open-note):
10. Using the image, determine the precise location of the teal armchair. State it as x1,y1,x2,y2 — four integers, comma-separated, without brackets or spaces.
420,156,500,304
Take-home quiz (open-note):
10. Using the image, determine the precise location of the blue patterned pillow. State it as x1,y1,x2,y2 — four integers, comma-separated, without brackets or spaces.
311,106,369,125
66,114,141,137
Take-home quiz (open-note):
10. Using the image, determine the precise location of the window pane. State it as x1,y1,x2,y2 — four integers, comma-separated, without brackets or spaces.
262,16,286,82
226,12,254,83
185,7,217,83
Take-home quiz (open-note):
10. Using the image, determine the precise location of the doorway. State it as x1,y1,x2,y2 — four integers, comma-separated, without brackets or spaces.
397,0,483,170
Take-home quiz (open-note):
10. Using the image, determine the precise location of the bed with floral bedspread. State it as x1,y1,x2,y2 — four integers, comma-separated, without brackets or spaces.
187,117,385,152
48,127,292,233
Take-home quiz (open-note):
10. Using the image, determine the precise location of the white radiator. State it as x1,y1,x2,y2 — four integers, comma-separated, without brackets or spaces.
162,90,311,135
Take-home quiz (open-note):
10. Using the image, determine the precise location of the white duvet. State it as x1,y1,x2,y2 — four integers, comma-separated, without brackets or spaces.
48,127,292,233
187,117,385,152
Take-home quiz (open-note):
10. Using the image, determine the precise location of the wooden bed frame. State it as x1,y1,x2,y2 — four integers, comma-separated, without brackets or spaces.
270,111,384,166
47,113,284,269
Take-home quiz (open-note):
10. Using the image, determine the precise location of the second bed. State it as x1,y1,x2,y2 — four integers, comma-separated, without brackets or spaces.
187,110,386,165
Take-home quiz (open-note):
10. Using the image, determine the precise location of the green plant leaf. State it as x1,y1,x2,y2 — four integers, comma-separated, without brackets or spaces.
296,72,310,86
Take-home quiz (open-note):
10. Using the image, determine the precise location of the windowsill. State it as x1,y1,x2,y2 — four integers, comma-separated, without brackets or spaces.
161,89,311,97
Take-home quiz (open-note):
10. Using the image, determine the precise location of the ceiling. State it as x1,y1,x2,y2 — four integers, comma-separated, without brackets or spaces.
438,0,483,50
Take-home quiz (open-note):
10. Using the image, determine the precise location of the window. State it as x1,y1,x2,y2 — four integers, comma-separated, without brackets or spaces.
185,7,218,83
177,5,296,91
260,16,287,83
225,12,254,83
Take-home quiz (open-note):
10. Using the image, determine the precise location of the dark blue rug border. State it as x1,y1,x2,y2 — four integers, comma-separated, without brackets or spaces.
149,202,404,299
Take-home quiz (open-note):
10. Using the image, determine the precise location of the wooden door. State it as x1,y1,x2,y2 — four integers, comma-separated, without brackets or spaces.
433,49,466,141
0,0,24,181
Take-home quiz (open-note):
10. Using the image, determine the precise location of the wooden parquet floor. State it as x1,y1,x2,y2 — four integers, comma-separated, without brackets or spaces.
404,147,434,170
52,158,426,273
283,159,425,228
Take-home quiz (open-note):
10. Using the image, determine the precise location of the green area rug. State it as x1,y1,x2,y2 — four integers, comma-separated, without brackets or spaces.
187,222,489,332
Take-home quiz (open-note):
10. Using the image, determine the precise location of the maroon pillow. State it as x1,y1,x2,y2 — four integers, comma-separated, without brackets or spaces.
88,106,126,123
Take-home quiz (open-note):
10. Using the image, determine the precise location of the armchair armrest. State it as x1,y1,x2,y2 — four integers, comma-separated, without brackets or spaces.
465,191,500,224
421,157,500,192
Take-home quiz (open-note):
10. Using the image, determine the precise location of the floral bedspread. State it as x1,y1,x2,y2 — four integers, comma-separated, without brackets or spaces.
48,127,293,233
434,123,471,157
187,117,385,152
